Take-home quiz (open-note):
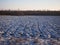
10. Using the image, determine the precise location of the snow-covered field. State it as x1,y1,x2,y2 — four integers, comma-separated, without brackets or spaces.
0,16,60,45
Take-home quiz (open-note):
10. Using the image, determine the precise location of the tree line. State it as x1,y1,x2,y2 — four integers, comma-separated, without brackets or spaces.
0,10,60,16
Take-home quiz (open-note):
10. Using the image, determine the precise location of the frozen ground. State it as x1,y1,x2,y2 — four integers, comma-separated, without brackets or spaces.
0,16,60,45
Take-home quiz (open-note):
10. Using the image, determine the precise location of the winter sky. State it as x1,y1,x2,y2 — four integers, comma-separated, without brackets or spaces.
0,0,60,10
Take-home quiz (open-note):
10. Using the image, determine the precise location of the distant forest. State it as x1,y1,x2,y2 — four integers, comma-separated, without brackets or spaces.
0,10,60,16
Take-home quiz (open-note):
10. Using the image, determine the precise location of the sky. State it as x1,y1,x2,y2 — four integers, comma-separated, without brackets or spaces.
0,0,60,10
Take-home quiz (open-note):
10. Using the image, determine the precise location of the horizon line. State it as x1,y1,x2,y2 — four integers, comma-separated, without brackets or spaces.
0,9,60,11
